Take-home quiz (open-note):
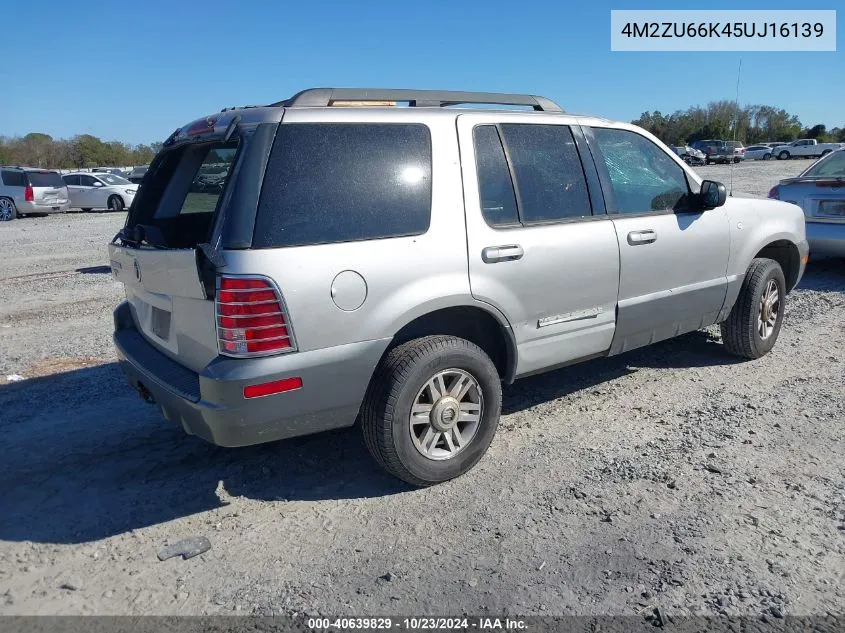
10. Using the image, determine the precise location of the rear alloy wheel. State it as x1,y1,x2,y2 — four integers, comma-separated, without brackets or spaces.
0,198,16,222
720,258,786,359
361,335,502,486
778,151,790,160
108,195,125,211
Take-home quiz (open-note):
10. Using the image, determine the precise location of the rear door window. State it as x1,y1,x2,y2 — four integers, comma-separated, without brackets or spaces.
63,175,80,186
498,124,592,223
27,171,65,188
254,123,432,248
472,125,520,227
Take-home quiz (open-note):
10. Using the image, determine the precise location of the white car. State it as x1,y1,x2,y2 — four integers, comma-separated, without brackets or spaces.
744,145,775,161
62,172,137,211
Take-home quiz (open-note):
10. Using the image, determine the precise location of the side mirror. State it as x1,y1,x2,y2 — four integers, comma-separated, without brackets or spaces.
93,181,103,187
700,180,727,209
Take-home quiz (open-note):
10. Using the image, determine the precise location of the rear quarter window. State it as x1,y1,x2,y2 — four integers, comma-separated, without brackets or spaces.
2,171,27,187
254,123,432,248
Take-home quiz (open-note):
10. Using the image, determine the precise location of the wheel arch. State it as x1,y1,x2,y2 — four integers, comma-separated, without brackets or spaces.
383,304,518,384
754,239,801,292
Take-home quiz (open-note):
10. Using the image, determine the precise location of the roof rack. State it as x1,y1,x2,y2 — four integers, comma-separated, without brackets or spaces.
271,88,563,112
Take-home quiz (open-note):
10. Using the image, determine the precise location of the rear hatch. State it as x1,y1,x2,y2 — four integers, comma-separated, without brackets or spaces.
108,119,248,373
26,170,68,206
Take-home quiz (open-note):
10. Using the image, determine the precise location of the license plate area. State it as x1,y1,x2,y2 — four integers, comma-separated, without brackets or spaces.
818,199,845,217
151,307,172,340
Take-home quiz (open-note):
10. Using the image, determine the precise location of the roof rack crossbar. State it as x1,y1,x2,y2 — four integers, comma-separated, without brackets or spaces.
271,88,563,112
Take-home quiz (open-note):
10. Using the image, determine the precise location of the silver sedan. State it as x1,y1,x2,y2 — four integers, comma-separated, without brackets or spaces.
769,149,845,257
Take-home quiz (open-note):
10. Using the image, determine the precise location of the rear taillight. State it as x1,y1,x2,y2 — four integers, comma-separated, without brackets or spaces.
767,186,779,199
24,185,34,202
216,275,295,357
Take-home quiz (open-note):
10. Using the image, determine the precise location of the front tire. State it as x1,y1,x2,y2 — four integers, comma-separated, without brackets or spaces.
0,198,16,222
361,335,502,487
720,258,786,360
107,195,125,211
778,151,790,160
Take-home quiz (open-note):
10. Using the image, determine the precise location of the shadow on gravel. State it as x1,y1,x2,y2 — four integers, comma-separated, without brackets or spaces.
0,326,749,544
504,329,737,414
76,265,112,275
797,258,845,291
0,363,409,544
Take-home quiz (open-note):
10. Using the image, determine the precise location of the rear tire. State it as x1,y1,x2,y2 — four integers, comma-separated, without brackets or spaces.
361,335,502,487
720,258,786,360
108,196,124,211
0,198,16,222
81,208,93,212
763,153,772,160
821,149,833,156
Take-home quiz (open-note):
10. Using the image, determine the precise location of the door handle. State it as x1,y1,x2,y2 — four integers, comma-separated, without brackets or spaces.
627,230,657,245
482,244,524,263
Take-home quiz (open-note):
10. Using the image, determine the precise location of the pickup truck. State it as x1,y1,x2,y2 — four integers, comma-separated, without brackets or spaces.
773,139,844,160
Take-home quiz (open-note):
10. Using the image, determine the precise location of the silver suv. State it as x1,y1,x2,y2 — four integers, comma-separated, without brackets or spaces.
109,88,808,486
0,167,71,221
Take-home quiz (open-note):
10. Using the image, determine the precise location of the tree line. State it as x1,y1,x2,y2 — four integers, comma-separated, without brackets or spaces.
0,133,161,169
633,101,845,147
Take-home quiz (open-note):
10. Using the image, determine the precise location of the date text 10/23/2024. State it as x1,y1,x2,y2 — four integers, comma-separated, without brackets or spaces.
306,617,529,631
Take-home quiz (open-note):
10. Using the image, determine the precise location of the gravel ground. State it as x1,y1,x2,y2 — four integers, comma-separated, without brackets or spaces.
1,160,843,620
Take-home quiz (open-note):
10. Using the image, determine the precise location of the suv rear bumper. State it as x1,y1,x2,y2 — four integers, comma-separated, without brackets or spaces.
18,200,70,214
113,301,390,447
806,221,845,257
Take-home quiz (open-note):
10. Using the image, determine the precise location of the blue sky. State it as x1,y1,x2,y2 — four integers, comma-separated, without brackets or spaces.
1,0,841,145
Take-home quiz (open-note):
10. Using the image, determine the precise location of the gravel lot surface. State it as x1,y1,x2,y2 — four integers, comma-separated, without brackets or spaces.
1,160,843,620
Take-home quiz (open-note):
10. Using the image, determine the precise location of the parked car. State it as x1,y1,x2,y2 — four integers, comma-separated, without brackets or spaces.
62,172,137,211
127,166,149,184
108,87,808,486
92,167,128,176
744,145,774,161
0,166,70,221
773,139,843,160
768,148,845,257
690,140,734,164
671,146,706,166
725,141,745,162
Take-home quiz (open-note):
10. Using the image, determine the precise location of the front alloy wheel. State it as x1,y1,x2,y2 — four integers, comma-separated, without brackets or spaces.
721,258,786,359
758,279,780,340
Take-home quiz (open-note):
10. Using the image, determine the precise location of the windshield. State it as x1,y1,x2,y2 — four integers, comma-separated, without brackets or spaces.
27,171,65,188
803,151,845,178
98,174,131,185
